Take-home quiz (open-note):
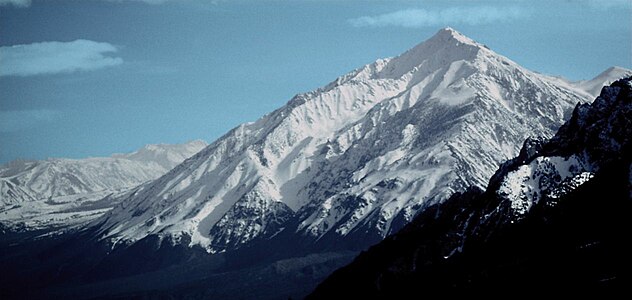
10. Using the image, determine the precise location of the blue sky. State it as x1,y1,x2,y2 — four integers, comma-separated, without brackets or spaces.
1,0,630,163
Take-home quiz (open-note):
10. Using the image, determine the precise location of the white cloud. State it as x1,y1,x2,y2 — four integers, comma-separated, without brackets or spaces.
0,109,62,132
135,0,169,3
348,6,528,28
104,0,173,4
0,0,172,8
0,40,123,77
0,0,31,7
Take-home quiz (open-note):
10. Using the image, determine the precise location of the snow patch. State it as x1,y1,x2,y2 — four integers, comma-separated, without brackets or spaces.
498,155,593,216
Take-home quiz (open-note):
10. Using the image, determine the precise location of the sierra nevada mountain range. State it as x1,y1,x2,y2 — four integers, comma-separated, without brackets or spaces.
89,28,630,253
1,27,629,300
0,140,207,232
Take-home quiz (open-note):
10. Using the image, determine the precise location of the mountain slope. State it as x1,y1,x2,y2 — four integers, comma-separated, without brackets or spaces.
308,77,632,297
572,66,632,98
94,28,625,253
0,140,207,231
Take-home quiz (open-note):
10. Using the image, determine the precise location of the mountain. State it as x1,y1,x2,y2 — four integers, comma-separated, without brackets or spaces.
571,66,631,98
92,28,624,253
2,28,629,300
308,76,632,297
0,140,207,232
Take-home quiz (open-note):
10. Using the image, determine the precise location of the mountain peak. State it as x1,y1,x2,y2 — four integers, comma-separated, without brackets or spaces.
0,140,207,209
361,27,487,80
596,66,631,79
573,65,632,97
432,27,478,45
137,139,207,153
91,26,590,253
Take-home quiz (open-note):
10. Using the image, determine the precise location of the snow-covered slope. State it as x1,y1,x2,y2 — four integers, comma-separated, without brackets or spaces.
308,77,632,297
95,28,620,252
0,140,207,205
571,66,631,98
494,76,632,219
0,140,207,231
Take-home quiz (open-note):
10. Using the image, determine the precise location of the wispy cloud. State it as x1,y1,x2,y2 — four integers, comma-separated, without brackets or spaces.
0,109,62,132
0,40,123,77
0,0,173,8
107,0,226,4
0,0,30,7
348,6,528,28
105,0,171,4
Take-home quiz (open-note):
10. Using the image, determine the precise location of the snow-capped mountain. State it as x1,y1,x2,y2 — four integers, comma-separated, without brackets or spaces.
94,28,628,252
0,140,206,231
308,76,632,297
571,66,631,98
1,140,207,205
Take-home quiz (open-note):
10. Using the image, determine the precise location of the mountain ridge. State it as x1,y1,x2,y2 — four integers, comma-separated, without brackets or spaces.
91,28,627,253
1,28,630,300
308,76,632,298
0,140,207,232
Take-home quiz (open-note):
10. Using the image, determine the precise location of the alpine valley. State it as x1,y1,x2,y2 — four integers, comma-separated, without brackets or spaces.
1,28,629,299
